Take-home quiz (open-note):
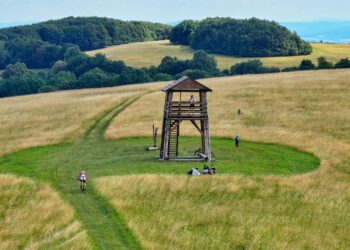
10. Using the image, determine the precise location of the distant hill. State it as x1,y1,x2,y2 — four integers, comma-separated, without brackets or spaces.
281,21,350,44
170,18,312,57
0,17,171,69
0,21,38,29
169,20,350,44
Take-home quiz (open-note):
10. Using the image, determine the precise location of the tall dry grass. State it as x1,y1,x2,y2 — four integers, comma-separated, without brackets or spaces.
101,69,350,249
1,68,350,248
0,85,150,156
0,81,162,249
96,174,349,249
0,174,89,250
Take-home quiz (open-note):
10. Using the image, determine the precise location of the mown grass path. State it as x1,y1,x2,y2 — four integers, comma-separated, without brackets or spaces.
0,93,319,249
48,97,143,249
0,96,144,249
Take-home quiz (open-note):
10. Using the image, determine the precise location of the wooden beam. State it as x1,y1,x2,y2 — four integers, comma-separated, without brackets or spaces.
198,153,208,159
190,120,203,135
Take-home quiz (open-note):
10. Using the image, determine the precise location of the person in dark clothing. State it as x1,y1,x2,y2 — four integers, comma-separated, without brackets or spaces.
234,134,240,151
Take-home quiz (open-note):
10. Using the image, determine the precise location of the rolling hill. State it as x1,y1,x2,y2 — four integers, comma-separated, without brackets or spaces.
86,40,350,70
0,69,349,248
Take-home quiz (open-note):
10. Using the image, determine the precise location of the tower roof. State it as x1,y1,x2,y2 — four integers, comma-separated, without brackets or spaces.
162,76,212,92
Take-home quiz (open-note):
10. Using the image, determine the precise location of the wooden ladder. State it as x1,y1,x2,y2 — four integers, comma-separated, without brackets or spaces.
168,120,180,157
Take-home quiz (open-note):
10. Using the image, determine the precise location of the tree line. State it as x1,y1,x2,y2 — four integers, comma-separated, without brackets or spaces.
170,18,312,57
0,48,220,97
0,17,171,69
229,57,350,75
2,44,349,98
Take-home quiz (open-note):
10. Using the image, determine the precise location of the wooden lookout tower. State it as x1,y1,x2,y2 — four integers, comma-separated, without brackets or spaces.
159,76,212,161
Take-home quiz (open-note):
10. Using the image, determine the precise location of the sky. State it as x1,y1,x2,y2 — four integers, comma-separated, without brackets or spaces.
1,0,350,23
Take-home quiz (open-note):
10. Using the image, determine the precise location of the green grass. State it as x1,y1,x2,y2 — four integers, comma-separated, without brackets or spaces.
0,96,319,249
86,40,350,69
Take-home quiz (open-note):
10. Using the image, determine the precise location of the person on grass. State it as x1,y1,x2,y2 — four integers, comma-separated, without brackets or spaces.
234,134,240,151
203,165,210,174
203,165,216,175
77,170,87,191
187,168,201,176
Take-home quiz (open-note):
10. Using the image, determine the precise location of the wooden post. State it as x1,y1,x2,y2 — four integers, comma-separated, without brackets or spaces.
199,92,205,155
160,91,173,160
200,91,212,161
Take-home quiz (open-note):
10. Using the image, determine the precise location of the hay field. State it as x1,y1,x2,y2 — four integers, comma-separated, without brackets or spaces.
0,69,349,248
0,85,151,156
86,40,350,69
100,69,350,249
0,174,88,250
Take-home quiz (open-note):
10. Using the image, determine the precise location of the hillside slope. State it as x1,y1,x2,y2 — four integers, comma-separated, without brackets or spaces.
0,174,88,249
0,70,349,249
86,40,350,69
102,69,350,249
0,84,152,155
0,17,171,69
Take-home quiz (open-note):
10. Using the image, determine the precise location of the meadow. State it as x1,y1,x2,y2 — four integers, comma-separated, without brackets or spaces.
0,84,151,156
86,40,350,69
0,69,350,249
0,174,89,250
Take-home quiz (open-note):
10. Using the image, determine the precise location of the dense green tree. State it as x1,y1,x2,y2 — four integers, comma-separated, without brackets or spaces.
171,17,312,57
64,46,84,63
158,56,190,75
0,50,12,68
2,38,64,68
91,53,126,74
152,73,173,81
299,59,316,70
62,24,111,51
317,57,334,69
38,25,64,43
335,58,350,68
282,66,299,72
230,60,264,75
63,47,93,76
190,50,218,72
170,20,198,45
77,68,112,88
2,62,29,79
0,72,44,97
48,71,77,89
118,68,152,84
230,60,280,75
51,60,67,74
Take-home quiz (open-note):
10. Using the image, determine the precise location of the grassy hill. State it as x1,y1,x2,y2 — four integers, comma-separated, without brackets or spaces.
0,69,350,248
86,40,350,69
0,174,88,249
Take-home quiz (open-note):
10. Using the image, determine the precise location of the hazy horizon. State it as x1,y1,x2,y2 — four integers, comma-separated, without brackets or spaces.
1,0,350,23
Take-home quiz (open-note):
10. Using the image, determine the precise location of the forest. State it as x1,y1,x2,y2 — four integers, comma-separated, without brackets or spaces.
170,18,312,57
0,17,171,69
